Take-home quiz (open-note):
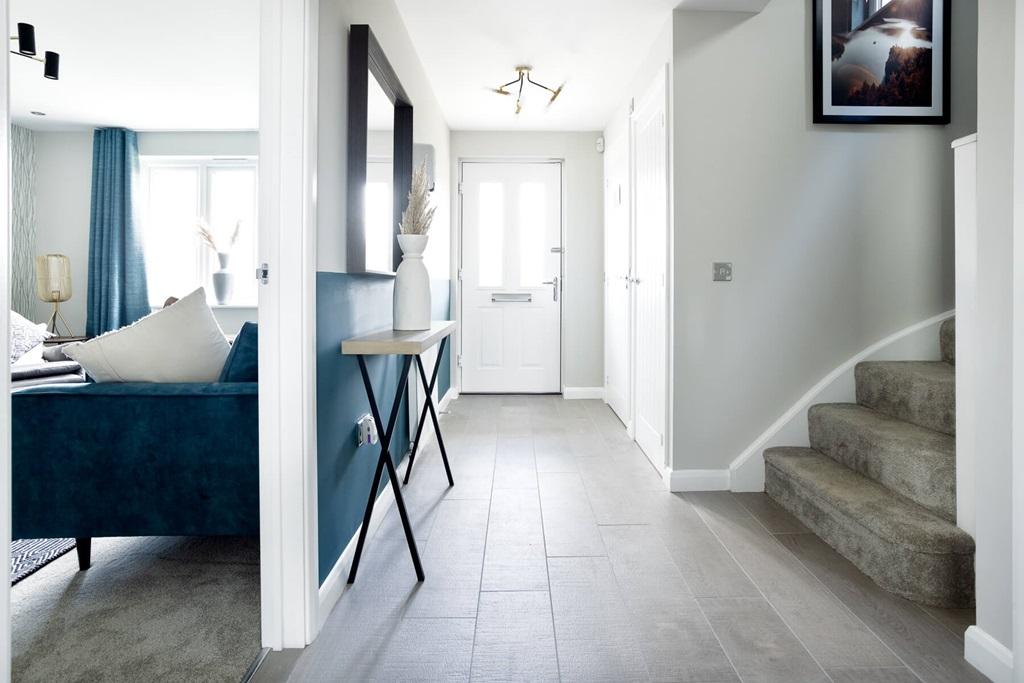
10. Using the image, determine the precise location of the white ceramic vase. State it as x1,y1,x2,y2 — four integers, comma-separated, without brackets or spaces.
393,234,431,331
212,252,234,305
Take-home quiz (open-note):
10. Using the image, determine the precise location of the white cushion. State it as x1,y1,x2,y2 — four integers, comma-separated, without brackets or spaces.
10,311,51,364
63,288,230,383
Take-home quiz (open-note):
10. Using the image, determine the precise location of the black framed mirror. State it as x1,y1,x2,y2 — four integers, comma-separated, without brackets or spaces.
347,24,413,274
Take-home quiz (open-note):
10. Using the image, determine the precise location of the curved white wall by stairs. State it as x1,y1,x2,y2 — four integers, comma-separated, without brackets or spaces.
728,310,955,492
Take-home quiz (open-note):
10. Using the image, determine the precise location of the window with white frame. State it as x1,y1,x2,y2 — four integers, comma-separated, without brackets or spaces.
140,157,258,308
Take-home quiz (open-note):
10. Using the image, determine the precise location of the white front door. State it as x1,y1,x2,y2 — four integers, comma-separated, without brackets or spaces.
632,68,668,467
604,116,632,426
460,161,562,393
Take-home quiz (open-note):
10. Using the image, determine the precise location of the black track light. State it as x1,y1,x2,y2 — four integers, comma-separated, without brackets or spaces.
16,23,35,56
10,22,60,80
44,51,59,80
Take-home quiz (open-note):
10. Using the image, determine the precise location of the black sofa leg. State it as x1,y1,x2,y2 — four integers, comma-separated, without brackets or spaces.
75,537,91,571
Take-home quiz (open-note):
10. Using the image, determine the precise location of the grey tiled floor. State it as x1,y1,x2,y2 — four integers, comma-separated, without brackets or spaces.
276,395,982,683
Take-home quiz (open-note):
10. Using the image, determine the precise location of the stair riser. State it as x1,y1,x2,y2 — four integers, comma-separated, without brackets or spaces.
855,365,955,436
940,318,955,365
766,463,974,608
808,408,956,522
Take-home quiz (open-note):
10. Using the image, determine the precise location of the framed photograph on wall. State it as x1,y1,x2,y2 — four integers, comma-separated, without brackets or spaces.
813,0,950,124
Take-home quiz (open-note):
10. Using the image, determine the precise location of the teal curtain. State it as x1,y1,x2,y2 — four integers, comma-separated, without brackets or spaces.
86,128,149,336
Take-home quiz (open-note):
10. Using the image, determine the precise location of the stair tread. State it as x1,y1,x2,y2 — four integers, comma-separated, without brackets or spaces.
763,447,972,555
809,403,955,520
855,361,955,436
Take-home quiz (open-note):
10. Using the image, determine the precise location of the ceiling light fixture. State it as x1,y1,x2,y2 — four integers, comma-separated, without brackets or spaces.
10,23,60,80
29,111,45,116
492,66,563,115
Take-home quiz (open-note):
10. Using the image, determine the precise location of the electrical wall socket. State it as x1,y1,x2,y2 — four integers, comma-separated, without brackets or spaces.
357,414,378,447
713,262,733,282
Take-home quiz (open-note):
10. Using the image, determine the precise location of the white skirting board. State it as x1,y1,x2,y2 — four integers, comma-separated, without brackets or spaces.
317,388,457,628
964,626,1013,683
728,310,954,492
669,469,731,492
562,387,604,400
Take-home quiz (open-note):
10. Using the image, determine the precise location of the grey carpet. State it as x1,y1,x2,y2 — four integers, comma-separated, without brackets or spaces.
765,319,974,608
12,536,261,683
11,539,76,584
808,403,956,521
855,361,956,436
940,317,955,365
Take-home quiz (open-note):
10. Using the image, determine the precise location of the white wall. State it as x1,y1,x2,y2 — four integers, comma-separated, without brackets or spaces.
30,130,259,335
138,131,258,157
973,0,1014,660
669,0,977,473
33,131,91,334
450,131,605,391
317,0,451,279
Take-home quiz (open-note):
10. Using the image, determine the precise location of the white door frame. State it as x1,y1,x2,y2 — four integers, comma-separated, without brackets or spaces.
257,0,320,650
455,157,566,394
629,65,672,474
1013,0,1024,674
0,0,11,675
603,109,634,433
0,1,321,675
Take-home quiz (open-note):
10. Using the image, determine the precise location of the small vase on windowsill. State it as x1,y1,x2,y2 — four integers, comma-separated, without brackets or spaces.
212,252,234,305
393,234,430,331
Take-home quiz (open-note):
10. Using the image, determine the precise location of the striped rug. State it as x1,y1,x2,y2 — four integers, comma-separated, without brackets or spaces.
10,539,76,584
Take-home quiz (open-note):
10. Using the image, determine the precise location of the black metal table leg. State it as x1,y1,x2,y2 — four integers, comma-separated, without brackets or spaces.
348,354,424,584
414,358,454,487
404,336,452,485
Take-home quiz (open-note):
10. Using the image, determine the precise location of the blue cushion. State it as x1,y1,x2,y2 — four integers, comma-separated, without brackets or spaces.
219,322,258,382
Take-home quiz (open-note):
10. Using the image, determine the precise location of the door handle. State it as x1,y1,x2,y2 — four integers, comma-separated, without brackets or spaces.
541,276,560,302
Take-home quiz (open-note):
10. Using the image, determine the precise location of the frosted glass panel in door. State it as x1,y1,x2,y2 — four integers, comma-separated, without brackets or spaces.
477,182,504,287
518,182,547,287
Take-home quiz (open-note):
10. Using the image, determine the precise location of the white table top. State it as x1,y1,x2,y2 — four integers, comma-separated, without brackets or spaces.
341,321,457,356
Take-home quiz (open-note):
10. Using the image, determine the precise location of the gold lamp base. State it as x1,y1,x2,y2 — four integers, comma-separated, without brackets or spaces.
45,301,74,338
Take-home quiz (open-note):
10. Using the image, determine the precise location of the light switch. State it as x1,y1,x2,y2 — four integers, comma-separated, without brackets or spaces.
713,262,733,282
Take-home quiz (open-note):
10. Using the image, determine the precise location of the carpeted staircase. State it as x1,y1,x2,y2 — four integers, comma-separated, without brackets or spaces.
764,318,974,608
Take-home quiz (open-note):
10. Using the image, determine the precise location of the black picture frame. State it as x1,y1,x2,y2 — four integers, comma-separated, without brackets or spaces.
347,24,413,274
812,0,950,125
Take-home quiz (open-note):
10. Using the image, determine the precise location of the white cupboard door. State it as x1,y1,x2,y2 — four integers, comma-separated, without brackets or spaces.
460,161,562,393
632,68,669,468
604,118,632,426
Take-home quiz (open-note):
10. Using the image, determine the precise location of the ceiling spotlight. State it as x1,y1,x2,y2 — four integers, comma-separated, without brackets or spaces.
16,23,35,56
10,23,60,80
492,66,564,115
30,111,45,116
44,51,59,80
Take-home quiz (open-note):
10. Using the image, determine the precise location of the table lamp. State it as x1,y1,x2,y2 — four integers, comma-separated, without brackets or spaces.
35,253,73,336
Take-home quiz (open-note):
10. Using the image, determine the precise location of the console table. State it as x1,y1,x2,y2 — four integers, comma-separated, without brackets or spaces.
341,320,456,583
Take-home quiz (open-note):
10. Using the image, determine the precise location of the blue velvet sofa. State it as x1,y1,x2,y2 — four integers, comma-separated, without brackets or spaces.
11,322,259,570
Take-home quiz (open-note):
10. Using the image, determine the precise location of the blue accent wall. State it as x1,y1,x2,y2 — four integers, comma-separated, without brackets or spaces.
316,272,410,584
316,272,453,585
